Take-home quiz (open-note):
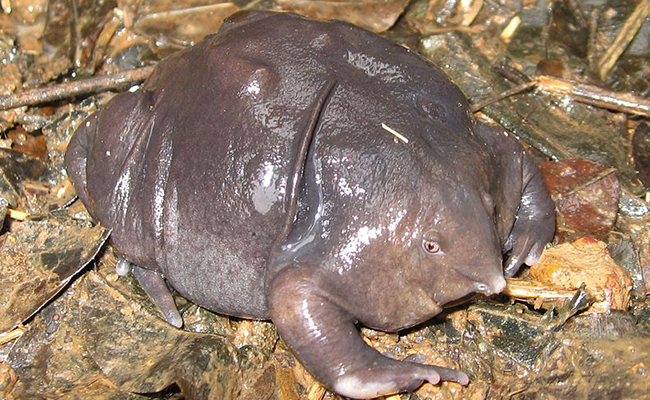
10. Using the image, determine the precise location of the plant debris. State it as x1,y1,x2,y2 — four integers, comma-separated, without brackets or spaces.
1,0,649,399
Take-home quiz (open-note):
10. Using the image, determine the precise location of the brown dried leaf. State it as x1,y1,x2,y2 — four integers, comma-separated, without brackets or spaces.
79,260,242,399
530,237,633,313
233,319,277,350
0,213,108,333
539,157,620,242
277,0,410,33
6,281,111,399
7,126,47,160
0,363,17,398
0,148,47,209
134,2,240,47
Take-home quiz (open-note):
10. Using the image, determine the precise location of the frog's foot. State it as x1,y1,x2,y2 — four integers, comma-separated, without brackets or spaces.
269,266,468,399
133,266,183,328
504,155,555,277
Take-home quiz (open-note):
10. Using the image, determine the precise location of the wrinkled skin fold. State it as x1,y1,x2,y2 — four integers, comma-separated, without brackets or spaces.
65,10,555,399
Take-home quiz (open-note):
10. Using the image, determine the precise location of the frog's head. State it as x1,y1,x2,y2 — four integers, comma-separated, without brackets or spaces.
407,172,507,307
313,137,507,314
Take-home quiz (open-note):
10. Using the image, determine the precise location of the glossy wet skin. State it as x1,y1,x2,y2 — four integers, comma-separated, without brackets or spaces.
65,11,555,399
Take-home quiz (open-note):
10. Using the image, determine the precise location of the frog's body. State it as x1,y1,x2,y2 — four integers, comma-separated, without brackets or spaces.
65,11,554,399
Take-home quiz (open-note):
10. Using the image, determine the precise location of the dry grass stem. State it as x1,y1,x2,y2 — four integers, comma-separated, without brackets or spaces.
597,0,650,80
306,381,326,400
503,278,576,303
500,16,521,43
470,81,536,112
7,208,28,221
0,327,25,345
536,75,650,117
381,123,409,143
472,76,650,117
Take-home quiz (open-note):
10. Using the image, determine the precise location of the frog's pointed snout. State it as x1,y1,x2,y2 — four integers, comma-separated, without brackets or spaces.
475,274,506,295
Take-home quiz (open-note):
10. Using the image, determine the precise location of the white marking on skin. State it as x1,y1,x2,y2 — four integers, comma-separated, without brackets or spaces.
153,135,172,239
334,376,397,399
381,123,409,144
166,185,179,245
387,209,406,232
337,177,366,197
338,225,382,268
301,299,322,340
114,168,132,221
252,162,279,214
345,51,405,83
247,79,260,95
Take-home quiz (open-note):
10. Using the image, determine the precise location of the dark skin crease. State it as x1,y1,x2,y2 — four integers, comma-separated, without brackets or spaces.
65,11,555,399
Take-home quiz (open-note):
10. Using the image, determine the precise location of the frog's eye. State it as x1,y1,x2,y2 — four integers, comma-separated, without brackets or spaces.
423,239,441,254
422,231,443,255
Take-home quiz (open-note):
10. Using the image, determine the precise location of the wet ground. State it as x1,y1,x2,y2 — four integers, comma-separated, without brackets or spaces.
0,1,649,399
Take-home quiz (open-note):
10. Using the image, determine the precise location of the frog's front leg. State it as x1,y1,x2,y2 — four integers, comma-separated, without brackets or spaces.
504,154,555,276
268,266,468,399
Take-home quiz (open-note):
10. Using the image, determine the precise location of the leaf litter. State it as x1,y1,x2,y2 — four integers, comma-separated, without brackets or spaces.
1,0,649,399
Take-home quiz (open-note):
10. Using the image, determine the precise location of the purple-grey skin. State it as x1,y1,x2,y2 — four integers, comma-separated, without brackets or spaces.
65,11,555,399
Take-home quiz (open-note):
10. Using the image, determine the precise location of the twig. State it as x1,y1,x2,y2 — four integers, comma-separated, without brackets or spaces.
597,0,650,80
536,75,650,117
0,327,25,345
7,208,29,220
500,16,521,43
137,2,237,19
471,81,537,112
503,278,576,301
460,0,483,27
0,66,154,111
471,75,650,117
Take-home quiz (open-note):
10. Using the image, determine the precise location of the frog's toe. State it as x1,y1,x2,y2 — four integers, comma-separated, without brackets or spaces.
403,353,425,363
504,233,533,277
133,266,183,328
524,240,546,266
403,355,468,384
430,365,469,385
504,229,551,277
115,257,132,276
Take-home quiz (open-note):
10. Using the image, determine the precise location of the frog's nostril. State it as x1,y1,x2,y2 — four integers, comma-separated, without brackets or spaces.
476,276,506,295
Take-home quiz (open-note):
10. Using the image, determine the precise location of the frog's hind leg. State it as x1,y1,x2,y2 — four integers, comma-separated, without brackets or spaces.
268,266,469,399
130,263,183,328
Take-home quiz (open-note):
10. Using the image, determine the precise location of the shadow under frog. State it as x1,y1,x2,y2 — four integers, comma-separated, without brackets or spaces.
65,11,555,399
